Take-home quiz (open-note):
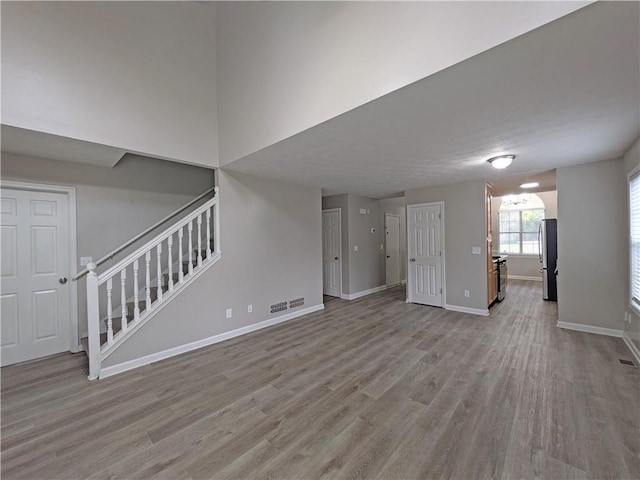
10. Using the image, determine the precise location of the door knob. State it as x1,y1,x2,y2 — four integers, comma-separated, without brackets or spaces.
59,277,68,284
410,258,416,262
386,255,391,259
334,257,339,260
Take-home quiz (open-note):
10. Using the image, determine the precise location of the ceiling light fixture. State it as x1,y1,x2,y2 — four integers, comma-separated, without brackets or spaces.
520,182,539,189
487,155,515,169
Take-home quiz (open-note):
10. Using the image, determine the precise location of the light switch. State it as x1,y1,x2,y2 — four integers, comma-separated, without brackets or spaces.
472,247,481,255
354,245,359,252
80,256,93,266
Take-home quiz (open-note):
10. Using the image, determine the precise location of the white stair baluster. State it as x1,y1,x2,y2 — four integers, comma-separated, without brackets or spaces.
178,228,184,283
145,251,151,310
206,208,212,258
157,242,163,302
197,215,203,267
120,269,128,332
106,278,114,344
168,235,174,292
213,187,220,254
188,221,194,275
133,259,140,320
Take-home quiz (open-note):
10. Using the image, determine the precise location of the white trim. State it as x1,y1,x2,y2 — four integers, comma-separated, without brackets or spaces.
622,331,640,366
401,278,407,285
322,208,343,298
557,321,623,338
340,285,386,300
406,201,446,307
100,252,222,359
444,304,489,316
508,275,542,282
1,180,79,354
99,303,325,379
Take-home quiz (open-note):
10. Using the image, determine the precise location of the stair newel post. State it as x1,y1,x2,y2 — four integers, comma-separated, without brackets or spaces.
206,208,212,259
197,215,203,267
178,228,184,283
188,221,194,275
120,269,128,332
145,251,152,310
86,263,101,380
133,259,140,320
157,242,163,302
214,187,220,254
168,235,174,292
106,277,114,344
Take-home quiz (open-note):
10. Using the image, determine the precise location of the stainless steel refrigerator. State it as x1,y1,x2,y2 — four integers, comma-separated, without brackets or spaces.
538,219,558,301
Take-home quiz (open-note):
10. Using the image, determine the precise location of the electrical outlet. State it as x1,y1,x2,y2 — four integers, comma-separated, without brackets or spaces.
464,290,470,298
248,304,253,313
226,308,232,319
354,245,359,252
80,256,92,266
380,244,384,250
472,247,481,255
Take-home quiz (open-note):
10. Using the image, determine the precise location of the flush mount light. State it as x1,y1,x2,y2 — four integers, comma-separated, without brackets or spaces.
487,155,515,169
520,182,539,189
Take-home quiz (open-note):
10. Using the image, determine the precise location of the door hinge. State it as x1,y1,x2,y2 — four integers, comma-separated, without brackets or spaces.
439,251,442,256
440,288,442,294
438,213,441,219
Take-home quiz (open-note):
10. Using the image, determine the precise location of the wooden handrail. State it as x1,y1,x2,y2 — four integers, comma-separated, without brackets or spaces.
73,186,215,281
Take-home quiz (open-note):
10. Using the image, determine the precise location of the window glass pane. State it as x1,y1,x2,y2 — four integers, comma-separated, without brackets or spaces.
522,209,544,232
499,233,520,253
522,232,539,254
630,173,640,304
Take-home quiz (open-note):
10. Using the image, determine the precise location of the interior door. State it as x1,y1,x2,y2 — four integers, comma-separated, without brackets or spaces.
385,214,401,286
1,188,71,366
408,204,443,307
322,210,342,297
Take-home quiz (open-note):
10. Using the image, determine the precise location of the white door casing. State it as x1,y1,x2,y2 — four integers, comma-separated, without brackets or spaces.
385,214,401,286
407,203,444,307
322,209,342,297
1,184,77,365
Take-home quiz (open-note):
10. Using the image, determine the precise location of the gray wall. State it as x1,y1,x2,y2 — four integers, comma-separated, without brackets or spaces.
346,194,385,294
379,197,407,283
2,1,218,167
557,158,626,331
1,152,214,334
492,190,558,279
104,170,323,366
623,138,640,353
322,194,349,294
405,180,487,311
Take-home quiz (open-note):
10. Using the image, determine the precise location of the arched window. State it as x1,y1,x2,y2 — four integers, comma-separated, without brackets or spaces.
498,193,545,255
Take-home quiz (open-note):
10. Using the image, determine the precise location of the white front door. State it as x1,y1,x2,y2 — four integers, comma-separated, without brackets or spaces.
1,188,71,366
322,209,342,297
385,214,401,286
408,203,443,307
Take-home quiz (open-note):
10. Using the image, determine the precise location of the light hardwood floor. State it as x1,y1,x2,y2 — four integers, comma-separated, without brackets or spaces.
2,281,639,479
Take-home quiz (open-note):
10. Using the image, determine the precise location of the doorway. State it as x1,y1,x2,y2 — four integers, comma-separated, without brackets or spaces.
385,214,401,286
322,209,342,297
407,202,444,307
1,182,78,366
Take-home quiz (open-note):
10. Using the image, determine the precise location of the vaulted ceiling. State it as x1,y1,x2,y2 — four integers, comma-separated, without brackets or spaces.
224,1,639,198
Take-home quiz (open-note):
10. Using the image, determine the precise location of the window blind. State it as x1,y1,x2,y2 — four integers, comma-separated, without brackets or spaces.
630,172,640,306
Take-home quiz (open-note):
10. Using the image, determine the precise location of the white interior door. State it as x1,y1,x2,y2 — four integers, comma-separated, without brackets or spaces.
322,209,342,297
385,214,401,286
1,188,71,366
408,203,443,307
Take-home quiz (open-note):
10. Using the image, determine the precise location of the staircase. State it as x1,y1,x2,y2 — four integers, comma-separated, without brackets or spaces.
82,188,221,380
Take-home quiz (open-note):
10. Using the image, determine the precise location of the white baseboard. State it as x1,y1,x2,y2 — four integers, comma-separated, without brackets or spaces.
508,275,542,282
341,285,386,301
444,304,489,316
99,303,325,379
557,321,623,338
401,279,407,285
622,331,640,365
